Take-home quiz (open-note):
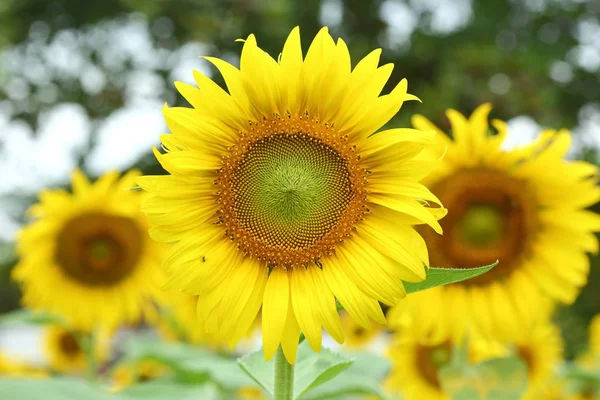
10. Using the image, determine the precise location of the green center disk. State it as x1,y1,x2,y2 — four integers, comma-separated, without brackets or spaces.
231,134,353,249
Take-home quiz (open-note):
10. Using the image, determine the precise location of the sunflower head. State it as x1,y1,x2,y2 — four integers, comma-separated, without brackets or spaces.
388,103,600,342
111,359,171,392
13,169,167,331
43,325,109,374
386,328,465,400
138,27,445,363
479,322,564,400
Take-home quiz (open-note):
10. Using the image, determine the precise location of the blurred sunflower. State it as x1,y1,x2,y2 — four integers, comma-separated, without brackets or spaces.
43,325,108,374
386,326,506,400
512,322,564,400
340,312,385,349
386,331,453,400
139,27,445,363
111,359,171,392
13,170,166,331
388,104,600,342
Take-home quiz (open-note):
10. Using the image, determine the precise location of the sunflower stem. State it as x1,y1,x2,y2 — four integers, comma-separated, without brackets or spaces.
274,346,294,400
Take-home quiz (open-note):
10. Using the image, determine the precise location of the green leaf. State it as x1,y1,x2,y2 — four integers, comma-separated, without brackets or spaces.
0,309,63,325
439,356,527,400
404,261,498,294
120,337,253,390
237,348,275,396
0,378,111,400
294,341,354,399
559,362,600,396
560,361,600,382
298,351,390,400
342,350,391,381
0,378,226,400
237,342,359,400
297,348,390,400
119,380,223,400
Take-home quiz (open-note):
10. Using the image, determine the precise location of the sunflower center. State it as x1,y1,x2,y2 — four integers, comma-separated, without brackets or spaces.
87,239,116,270
416,342,452,389
352,326,367,338
421,168,536,286
55,213,144,286
218,116,368,267
456,205,505,247
58,332,81,358
232,134,352,246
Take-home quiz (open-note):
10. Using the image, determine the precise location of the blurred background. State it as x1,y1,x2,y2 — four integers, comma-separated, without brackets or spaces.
0,0,599,359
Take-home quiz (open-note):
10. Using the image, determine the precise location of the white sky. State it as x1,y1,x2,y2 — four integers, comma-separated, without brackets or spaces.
0,16,213,241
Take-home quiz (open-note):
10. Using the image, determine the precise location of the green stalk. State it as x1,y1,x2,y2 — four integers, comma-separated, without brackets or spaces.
274,346,294,400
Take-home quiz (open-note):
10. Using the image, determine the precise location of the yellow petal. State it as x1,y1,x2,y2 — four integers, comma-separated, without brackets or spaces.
322,255,385,327
290,267,322,352
308,267,344,344
368,193,444,234
262,268,290,360
336,239,406,305
227,265,268,346
70,169,91,196
280,299,301,364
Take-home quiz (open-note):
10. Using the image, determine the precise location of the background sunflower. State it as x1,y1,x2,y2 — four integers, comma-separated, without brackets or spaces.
43,325,110,375
12,170,167,331
388,104,600,344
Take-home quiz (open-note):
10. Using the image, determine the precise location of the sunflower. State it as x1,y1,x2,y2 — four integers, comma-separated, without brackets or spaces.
388,104,600,342
138,27,445,363
386,322,509,400
111,359,171,392
340,311,385,349
385,329,494,400
43,325,109,374
13,169,166,331
386,331,452,400
511,322,563,400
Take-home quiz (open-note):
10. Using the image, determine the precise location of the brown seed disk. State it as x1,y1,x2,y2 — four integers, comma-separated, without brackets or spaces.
420,167,537,286
55,213,144,286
